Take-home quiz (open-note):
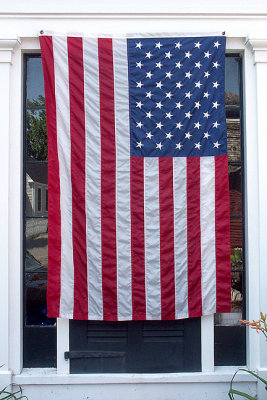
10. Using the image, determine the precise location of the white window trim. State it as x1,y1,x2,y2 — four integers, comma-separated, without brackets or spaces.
4,33,261,384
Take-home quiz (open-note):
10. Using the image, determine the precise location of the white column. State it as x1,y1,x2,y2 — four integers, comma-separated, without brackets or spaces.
0,37,20,380
246,38,267,377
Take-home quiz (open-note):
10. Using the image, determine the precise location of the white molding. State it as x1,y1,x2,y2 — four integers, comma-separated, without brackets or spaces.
57,319,69,374
201,315,214,372
13,367,255,385
0,37,20,63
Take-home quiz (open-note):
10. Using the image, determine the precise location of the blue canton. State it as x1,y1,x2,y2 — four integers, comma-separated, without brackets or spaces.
127,36,226,157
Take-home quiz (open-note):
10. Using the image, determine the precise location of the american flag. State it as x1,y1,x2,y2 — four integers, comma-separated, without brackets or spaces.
40,35,231,321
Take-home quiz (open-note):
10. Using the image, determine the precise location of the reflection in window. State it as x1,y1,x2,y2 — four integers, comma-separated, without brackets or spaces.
215,55,244,327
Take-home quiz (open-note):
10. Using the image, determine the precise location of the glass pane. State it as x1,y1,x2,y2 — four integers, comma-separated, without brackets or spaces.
230,217,243,250
215,56,243,328
226,57,241,162
25,218,55,326
26,106,47,161
25,162,47,217
229,165,242,215
26,57,45,101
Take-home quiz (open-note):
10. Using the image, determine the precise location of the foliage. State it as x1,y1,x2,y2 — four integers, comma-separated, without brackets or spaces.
228,368,267,400
228,313,267,399
0,387,28,400
26,95,47,161
240,312,267,339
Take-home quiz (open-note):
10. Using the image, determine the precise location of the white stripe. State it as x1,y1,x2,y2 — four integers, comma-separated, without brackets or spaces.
83,37,103,320
144,158,161,320
113,39,132,321
173,157,188,319
53,36,74,318
200,156,216,315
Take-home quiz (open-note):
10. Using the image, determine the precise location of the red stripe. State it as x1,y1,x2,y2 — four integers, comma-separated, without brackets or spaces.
40,36,61,318
215,154,231,312
187,157,202,317
98,38,117,321
130,157,146,320
159,158,175,320
68,37,88,319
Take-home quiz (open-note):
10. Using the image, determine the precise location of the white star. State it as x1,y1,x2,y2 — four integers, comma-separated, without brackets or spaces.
166,132,173,139
204,132,211,139
194,42,202,48
146,91,152,98
214,41,221,48
156,142,163,150
185,51,192,58
146,71,153,79
212,101,220,109
136,101,143,108
156,81,163,89
194,101,201,109
136,42,143,49
185,111,192,119
146,51,153,59
213,121,220,128
166,71,173,79
185,91,192,99
204,71,210,78
156,122,164,129
175,61,183,69
203,91,210,98
176,102,183,109
185,132,192,139
195,81,202,88
176,122,183,129
155,42,163,49
146,131,153,139
165,92,173,99
194,122,201,129
213,141,221,148
213,61,220,69
176,81,183,89
165,51,172,58
136,81,144,88
185,71,192,79
136,121,143,128
146,111,153,119
195,61,202,69
156,61,163,69
136,61,143,69
176,142,183,150
213,81,220,88
203,111,210,118
156,101,163,109
195,142,201,149
204,51,212,58
165,112,173,119
175,41,182,49
136,141,143,148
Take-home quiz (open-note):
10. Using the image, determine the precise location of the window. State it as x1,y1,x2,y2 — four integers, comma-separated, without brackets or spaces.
214,54,245,366
37,187,41,211
24,55,56,368
23,52,244,369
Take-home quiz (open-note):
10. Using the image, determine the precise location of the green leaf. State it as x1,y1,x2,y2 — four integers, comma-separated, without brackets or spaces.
228,388,256,400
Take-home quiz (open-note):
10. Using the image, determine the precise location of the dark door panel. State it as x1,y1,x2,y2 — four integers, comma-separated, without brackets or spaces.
69,318,201,373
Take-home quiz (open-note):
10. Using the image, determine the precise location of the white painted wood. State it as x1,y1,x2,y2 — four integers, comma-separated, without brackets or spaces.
246,37,267,370
57,319,69,374
243,38,261,371
201,315,214,372
8,38,23,375
13,366,256,385
0,37,20,373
